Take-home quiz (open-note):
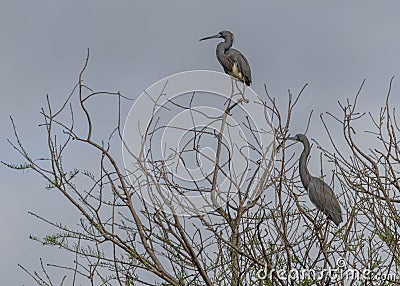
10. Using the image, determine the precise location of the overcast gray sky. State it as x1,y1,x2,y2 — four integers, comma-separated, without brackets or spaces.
1,1,400,285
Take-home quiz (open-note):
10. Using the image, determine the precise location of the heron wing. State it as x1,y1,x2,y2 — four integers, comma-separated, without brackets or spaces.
225,49,252,85
308,177,343,226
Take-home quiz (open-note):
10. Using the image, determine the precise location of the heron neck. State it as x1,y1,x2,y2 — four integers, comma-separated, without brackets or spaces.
299,140,311,188
216,38,233,55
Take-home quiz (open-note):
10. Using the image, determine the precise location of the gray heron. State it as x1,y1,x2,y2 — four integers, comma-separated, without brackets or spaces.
200,30,252,86
288,134,343,227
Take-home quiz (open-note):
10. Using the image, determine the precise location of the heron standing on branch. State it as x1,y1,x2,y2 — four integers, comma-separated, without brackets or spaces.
288,134,343,227
200,30,252,87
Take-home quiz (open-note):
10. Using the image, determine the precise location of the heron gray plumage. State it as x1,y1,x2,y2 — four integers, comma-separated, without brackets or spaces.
288,134,343,226
200,30,252,86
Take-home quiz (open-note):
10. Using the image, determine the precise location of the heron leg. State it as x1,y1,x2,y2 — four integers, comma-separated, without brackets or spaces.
223,78,235,106
223,78,236,108
241,82,249,103
234,79,249,104
323,218,330,237
313,209,323,226
313,210,319,224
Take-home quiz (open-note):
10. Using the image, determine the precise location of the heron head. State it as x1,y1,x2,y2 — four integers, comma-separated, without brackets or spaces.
218,31,234,41
288,134,306,142
200,30,234,42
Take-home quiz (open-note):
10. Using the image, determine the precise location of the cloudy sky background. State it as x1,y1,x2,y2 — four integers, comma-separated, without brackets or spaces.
1,1,400,284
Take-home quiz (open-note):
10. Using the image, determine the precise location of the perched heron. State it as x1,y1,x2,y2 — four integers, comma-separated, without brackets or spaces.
200,30,252,86
288,134,343,226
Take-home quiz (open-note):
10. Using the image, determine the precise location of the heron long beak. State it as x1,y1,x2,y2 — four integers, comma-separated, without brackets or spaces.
199,34,220,41
287,136,296,141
